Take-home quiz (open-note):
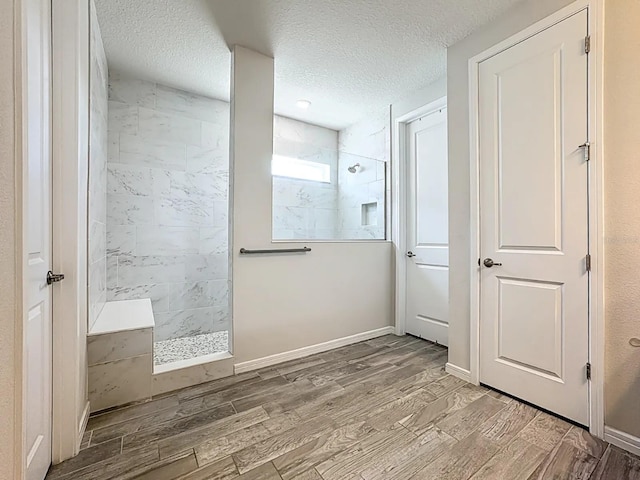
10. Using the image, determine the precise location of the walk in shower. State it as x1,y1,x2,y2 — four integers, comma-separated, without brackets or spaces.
88,1,232,368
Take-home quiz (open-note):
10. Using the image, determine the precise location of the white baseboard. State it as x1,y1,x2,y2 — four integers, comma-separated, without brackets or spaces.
604,426,640,457
234,326,396,374
445,363,471,383
77,401,91,450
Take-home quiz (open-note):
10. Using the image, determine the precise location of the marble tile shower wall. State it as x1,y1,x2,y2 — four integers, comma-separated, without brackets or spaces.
106,73,230,342
272,116,339,240
337,109,390,239
88,2,108,330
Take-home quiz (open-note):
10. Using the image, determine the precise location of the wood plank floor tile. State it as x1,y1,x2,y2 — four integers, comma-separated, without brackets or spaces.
262,382,344,417
528,441,599,480
436,394,506,440
272,421,375,479
400,383,485,436
422,374,467,397
45,438,123,479
91,396,212,446
236,462,282,480
477,399,538,446
359,426,457,480
232,416,337,474
176,372,262,402
261,411,304,435
199,376,290,408
87,395,180,431
48,445,159,480
122,402,237,451
232,379,313,413
131,451,199,480
590,446,640,480
357,344,426,366
517,411,572,452
295,382,401,421
175,456,238,480
47,336,630,480
329,386,405,425
359,363,427,389
282,360,349,383
331,345,390,363
194,423,273,466
335,362,397,387
486,389,514,404
394,363,448,394
364,334,409,348
306,362,371,386
411,431,500,480
314,424,417,480
365,388,437,431
287,469,323,480
563,425,608,459
257,357,327,380
469,436,546,480
156,406,269,459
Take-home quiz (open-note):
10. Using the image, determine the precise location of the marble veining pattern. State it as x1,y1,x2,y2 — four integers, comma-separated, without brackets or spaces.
106,73,231,345
88,1,109,329
271,109,389,241
336,109,389,240
153,331,229,365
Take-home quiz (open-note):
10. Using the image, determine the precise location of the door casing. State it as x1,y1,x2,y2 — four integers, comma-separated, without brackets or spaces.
468,0,605,438
393,95,447,337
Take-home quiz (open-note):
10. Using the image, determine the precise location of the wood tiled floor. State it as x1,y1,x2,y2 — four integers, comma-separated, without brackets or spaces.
46,335,640,480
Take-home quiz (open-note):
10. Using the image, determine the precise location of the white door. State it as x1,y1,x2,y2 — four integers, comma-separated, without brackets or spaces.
24,0,53,477
478,11,589,425
406,107,449,345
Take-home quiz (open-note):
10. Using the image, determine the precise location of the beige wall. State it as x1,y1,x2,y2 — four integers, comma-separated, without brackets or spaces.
231,46,394,365
0,0,18,478
603,0,640,438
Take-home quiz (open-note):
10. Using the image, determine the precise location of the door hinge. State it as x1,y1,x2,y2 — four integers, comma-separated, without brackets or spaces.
586,362,591,380
579,142,591,162
585,35,591,54
586,254,592,272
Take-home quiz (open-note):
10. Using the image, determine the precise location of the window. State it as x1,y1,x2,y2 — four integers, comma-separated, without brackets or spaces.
272,155,331,183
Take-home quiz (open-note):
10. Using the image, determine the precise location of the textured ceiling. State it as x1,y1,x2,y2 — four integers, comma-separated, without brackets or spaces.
94,0,524,129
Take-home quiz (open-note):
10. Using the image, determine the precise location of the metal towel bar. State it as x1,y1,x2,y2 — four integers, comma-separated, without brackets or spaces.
239,247,311,255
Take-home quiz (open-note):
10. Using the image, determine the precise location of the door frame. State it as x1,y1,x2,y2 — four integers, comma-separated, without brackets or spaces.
14,0,85,474
50,0,91,463
393,94,447,336
468,0,605,437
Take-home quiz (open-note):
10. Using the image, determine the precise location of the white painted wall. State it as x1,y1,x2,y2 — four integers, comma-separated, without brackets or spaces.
231,46,394,365
603,0,640,439
446,0,575,372
0,0,19,477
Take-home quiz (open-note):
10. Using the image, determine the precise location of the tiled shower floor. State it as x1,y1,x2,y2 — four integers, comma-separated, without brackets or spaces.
153,331,229,366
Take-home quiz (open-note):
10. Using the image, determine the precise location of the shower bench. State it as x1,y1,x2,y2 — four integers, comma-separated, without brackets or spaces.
87,299,155,412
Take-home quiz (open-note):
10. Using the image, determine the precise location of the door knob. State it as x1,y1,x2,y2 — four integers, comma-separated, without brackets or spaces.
483,258,502,268
46,271,65,285
407,251,416,258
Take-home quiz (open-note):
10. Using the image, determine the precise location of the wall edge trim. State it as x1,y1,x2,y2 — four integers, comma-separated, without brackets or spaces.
445,362,472,383
604,426,640,457
234,326,395,374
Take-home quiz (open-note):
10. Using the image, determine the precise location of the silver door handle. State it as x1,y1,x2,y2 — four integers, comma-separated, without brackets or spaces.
46,271,65,285
407,251,416,258
483,258,502,268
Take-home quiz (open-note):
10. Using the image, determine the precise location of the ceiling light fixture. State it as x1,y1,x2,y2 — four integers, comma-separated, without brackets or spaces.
296,99,311,109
